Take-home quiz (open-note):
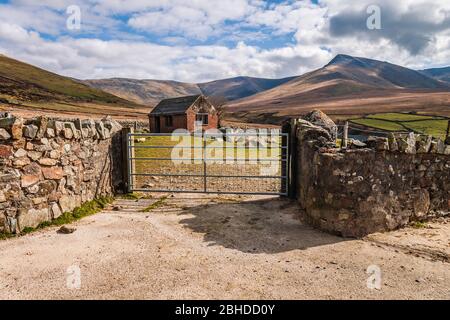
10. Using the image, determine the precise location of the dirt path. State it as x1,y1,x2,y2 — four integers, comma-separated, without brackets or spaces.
0,194,448,300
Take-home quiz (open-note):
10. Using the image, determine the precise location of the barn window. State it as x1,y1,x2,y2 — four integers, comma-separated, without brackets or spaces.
196,114,208,125
165,116,173,127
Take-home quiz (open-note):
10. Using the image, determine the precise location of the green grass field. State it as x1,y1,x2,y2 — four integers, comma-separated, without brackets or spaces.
402,120,449,138
366,113,445,121
350,113,449,138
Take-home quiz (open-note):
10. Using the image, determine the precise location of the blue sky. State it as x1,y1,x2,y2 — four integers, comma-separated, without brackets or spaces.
0,0,449,82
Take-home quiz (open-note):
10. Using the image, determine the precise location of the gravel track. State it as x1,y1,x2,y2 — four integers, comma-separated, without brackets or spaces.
0,194,448,300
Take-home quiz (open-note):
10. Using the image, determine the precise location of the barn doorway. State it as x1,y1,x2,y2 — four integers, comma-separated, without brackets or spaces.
154,116,161,133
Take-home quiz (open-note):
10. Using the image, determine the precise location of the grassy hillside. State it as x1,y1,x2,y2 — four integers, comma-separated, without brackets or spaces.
0,55,137,104
198,76,295,102
420,67,450,84
84,78,202,106
83,76,295,106
0,54,149,119
324,55,448,90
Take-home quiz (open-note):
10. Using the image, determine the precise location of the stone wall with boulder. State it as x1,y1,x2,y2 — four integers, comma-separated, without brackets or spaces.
0,114,124,234
295,110,450,237
117,119,148,132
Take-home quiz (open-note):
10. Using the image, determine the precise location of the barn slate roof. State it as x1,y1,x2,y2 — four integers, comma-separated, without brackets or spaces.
150,95,202,115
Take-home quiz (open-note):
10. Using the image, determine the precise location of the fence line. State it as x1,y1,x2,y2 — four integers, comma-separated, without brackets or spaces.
335,123,448,138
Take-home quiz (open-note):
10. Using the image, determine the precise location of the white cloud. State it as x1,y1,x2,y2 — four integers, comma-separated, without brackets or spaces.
319,0,450,67
0,0,450,83
0,20,328,81
247,1,326,36
0,22,40,43
0,4,65,35
128,0,258,40
128,6,212,40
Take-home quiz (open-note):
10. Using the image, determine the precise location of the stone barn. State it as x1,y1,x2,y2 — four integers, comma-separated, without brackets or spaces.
148,95,219,133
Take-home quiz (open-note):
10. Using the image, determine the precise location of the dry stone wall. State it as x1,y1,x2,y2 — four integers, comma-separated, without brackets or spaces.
295,110,450,237
117,119,148,132
0,114,123,234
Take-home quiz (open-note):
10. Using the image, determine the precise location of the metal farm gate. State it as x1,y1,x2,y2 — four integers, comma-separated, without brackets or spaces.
125,130,290,196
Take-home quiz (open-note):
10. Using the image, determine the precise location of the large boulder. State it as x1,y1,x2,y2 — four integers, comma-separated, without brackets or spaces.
296,119,335,148
303,110,338,140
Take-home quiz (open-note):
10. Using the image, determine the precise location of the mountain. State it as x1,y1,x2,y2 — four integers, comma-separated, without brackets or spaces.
84,76,295,106
84,78,202,106
226,54,450,123
420,66,450,84
321,54,448,90
2,53,449,122
0,54,147,119
198,76,295,101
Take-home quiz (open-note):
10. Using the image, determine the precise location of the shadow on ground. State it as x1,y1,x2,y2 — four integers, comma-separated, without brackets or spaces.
177,196,347,254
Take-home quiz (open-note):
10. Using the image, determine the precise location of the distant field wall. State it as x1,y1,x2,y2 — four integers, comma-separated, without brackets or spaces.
117,119,148,132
